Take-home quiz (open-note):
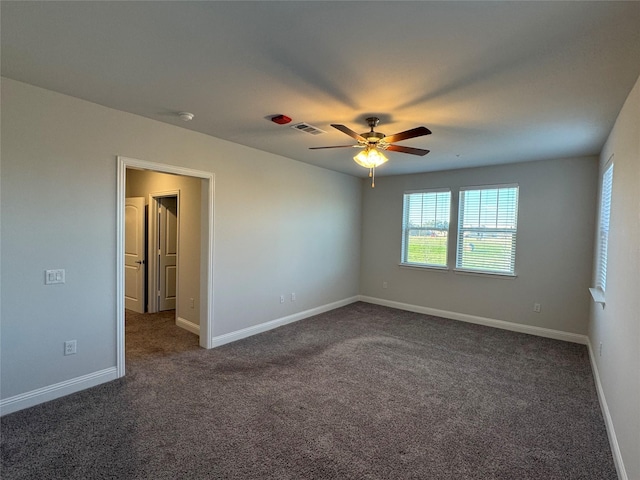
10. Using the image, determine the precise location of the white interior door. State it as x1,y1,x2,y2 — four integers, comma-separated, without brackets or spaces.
124,197,146,313
158,196,178,311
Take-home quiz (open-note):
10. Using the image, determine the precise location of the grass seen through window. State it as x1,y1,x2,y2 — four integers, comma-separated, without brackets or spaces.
406,234,448,265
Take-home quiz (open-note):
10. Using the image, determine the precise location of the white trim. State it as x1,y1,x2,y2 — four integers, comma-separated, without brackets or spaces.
0,367,118,416
586,339,627,480
603,152,614,171
399,263,450,272
589,287,606,306
176,316,200,335
211,296,359,347
453,269,517,279
116,159,126,376
459,182,520,191
202,173,215,349
117,156,215,380
358,296,588,345
404,187,451,195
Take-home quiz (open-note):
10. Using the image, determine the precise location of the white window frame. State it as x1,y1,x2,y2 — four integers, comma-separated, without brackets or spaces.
590,159,613,305
401,188,452,269
455,184,519,276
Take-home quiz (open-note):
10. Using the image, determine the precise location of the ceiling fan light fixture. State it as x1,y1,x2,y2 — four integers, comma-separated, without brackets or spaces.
354,147,388,188
310,117,431,188
353,147,388,169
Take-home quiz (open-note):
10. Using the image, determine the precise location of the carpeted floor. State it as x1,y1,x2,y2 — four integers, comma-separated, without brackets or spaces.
124,309,200,361
1,302,616,479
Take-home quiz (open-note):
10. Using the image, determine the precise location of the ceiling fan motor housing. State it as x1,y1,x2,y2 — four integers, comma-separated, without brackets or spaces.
363,131,385,144
363,117,384,144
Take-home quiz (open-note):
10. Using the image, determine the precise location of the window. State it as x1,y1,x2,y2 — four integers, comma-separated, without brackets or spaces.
401,189,451,267
596,163,613,292
456,185,519,275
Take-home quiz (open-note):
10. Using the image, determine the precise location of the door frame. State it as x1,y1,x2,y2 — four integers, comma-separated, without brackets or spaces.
116,156,215,378
147,191,180,315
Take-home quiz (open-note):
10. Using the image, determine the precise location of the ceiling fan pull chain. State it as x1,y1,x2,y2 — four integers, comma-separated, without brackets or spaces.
371,166,376,188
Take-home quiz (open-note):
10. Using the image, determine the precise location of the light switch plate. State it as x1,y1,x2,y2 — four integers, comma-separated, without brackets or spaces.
45,269,65,285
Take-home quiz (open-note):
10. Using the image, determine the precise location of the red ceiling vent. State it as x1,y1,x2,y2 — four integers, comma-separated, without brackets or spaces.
271,114,292,125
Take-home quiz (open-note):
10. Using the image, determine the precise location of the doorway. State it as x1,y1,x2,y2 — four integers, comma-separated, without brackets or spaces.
145,192,180,316
117,156,215,378
155,195,178,312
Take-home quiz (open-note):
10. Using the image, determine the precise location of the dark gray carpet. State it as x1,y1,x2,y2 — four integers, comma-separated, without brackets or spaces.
124,309,200,361
1,302,615,479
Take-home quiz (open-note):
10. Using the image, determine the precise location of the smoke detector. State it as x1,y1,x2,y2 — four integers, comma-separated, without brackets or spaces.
178,112,194,122
271,114,292,125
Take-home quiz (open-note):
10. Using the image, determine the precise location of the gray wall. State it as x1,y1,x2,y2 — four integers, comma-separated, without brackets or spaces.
360,157,598,335
126,169,202,326
0,78,362,399
589,74,640,480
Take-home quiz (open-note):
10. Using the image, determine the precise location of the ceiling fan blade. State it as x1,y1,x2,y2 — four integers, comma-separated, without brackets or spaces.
384,126,432,144
309,145,359,150
386,144,430,156
331,124,367,142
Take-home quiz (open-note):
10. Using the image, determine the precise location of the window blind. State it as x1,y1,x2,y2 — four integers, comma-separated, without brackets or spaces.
456,185,519,275
596,163,613,291
401,190,451,267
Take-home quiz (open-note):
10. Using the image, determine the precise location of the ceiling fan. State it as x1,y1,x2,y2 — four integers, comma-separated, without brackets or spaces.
310,117,431,187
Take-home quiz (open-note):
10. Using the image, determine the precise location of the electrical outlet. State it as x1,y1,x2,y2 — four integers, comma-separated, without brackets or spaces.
280,295,285,304
64,340,77,356
291,292,296,302
599,342,603,357
190,298,195,308
383,281,388,289
533,303,541,313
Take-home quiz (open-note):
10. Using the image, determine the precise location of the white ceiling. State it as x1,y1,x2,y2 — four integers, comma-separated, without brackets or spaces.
2,1,639,178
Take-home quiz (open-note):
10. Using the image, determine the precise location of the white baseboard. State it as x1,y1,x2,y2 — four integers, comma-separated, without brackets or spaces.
586,340,627,480
0,367,118,417
176,316,200,335
358,296,588,345
211,296,360,347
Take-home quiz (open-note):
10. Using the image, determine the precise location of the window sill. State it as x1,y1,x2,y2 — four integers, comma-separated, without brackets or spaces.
453,269,517,279
589,287,606,306
399,263,449,272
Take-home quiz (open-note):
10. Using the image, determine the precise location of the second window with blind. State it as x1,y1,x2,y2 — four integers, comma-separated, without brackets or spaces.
402,184,519,275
